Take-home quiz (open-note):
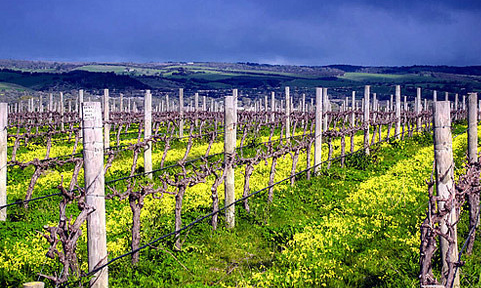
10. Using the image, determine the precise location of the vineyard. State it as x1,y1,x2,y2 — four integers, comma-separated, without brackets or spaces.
0,86,480,288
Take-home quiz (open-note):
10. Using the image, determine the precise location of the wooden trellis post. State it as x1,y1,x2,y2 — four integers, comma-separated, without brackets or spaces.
467,92,480,254
103,89,110,150
468,93,478,163
82,102,109,288
60,92,64,132
416,88,422,131
323,88,328,132
454,93,459,120
144,90,152,179
351,91,356,127
0,103,7,221
49,93,53,112
119,93,123,112
364,85,370,154
314,88,323,174
271,92,275,122
285,87,290,138
194,92,199,126
224,90,237,229
433,101,459,288
179,88,184,138
39,95,43,112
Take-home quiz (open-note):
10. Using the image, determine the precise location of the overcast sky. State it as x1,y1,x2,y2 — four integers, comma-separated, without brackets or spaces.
1,0,480,66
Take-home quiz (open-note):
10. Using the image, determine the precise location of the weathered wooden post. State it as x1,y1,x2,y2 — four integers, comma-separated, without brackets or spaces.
285,87,291,138
0,103,7,221
271,92,275,122
49,93,53,112
60,92,65,132
79,90,84,139
364,85,370,154
82,102,109,288
103,89,110,149
350,91,356,152
314,88,323,174
479,100,481,121
433,101,459,288
351,91,356,126
302,94,306,114
179,88,184,138
416,88,422,131
194,92,199,126
372,92,377,117
323,88,328,132
467,93,479,254
118,93,123,112
144,90,153,179
224,90,237,229
468,93,478,163
39,95,44,113
194,93,199,113
455,93,459,119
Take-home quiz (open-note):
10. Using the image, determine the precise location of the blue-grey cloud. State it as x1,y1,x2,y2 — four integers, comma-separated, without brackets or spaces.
0,0,480,66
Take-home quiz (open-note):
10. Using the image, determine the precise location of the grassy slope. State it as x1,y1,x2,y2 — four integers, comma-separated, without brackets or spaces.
340,72,439,83
0,82,29,91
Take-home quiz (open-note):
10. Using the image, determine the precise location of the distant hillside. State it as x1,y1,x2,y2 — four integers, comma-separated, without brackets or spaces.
0,60,480,95
0,69,149,90
328,64,481,76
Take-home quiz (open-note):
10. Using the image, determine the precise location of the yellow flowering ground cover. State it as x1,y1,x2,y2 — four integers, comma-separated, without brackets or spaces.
248,125,478,287
2,123,473,287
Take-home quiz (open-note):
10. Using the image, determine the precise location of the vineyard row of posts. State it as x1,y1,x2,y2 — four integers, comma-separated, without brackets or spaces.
0,85,477,287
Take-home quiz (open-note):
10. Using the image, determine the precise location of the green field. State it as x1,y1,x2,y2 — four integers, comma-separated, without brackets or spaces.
340,72,438,83
0,82,29,91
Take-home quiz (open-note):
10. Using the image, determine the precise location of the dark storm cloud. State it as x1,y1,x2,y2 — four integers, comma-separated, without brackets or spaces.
0,0,480,65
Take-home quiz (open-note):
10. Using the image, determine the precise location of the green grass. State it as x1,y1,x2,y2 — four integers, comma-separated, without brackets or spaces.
0,82,29,91
75,65,129,73
2,122,481,287
340,72,438,83
103,131,453,287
